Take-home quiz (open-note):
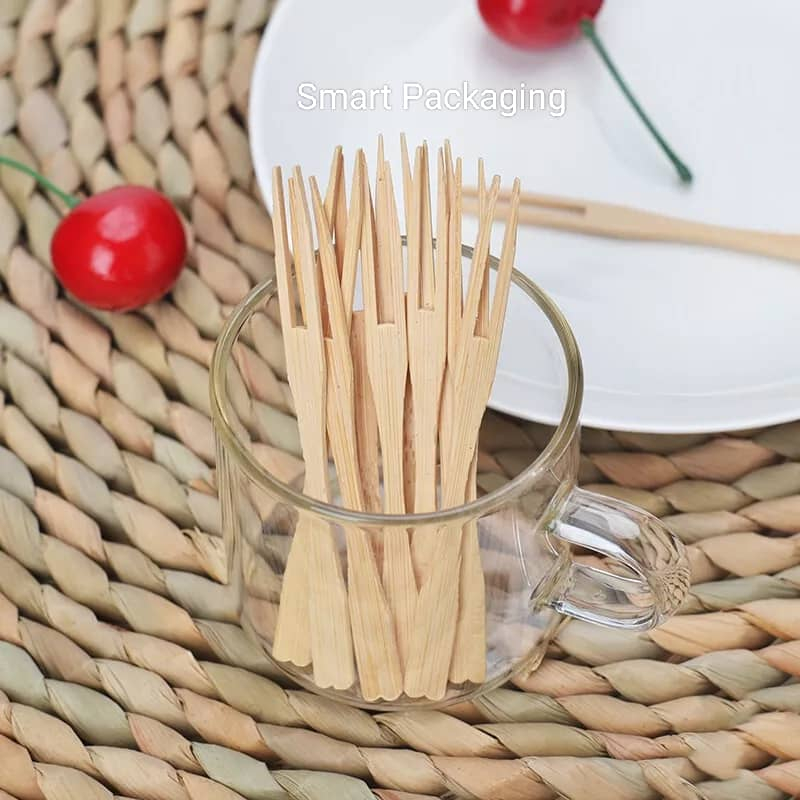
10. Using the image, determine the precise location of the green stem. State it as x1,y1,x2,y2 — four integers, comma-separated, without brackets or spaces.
580,18,693,185
0,155,80,208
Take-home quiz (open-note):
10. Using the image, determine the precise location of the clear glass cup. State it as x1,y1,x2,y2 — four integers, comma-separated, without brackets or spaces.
210,244,690,710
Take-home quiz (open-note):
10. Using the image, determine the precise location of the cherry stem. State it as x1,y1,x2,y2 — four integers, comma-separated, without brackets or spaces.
0,155,80,208
580,18,693,184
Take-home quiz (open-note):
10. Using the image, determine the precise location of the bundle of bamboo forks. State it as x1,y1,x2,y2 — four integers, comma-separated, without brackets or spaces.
269,136,520,702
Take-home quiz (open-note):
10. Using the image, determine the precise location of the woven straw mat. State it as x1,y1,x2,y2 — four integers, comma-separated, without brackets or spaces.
0,2,799,798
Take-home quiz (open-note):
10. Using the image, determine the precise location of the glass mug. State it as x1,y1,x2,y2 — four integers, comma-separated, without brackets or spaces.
210,243,690,709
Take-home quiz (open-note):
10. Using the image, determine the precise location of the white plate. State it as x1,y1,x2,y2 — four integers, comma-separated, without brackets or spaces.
249,0,800,432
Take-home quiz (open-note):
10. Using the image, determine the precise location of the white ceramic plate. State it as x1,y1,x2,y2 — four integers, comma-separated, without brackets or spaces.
250,0,800,432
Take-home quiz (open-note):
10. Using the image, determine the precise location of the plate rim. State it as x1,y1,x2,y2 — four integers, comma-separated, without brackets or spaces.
247,1,800,434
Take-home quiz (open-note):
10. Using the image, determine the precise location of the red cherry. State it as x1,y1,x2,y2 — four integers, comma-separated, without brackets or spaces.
478,0,603,49
51,186,187,311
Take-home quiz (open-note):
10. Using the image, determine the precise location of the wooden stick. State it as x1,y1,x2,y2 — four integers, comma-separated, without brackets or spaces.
310,176,403,701
405,176,520,700
407,144,447,583
361,149,417,671
271,166,354,690
464,186,800,264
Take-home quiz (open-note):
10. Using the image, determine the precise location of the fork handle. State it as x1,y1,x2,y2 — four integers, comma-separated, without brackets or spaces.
482,197,800,264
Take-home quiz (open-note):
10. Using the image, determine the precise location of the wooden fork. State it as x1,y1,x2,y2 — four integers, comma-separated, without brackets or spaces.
270,166,354,690
361,147,417,671
405,175,521,700
448,158,488,685
405,142,448,583
466,186,800,264
310,171,403,701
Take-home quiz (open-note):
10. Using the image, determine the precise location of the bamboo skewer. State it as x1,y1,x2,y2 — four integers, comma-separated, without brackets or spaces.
271,167,354,690
361,148,417,671
405,176,521,700
310,175,403,702
465,186,800,264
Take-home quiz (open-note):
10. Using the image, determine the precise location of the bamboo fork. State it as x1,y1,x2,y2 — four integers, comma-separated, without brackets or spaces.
323,148,384,523
399,134,416,516
271,167,311,670
439,146,462,487
466,186,800,264
361,148,417,670
271,166,354,690
438,146,488,684
405,142,448,583
345,156,382,550
449,158,488,686
323,145,348,268
405,175,521,700
310,175,403,702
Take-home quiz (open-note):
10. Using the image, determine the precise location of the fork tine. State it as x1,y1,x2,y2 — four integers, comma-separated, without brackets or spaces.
311,176,348,346
406,146,422,314
376,133,386,197
419,142,434,310
272,166,299,330
287,175,307,326
400,133,413,226
434,146,449,313
446,157,463,366
444,139,454,185
476,160,490,337
340,150,364,329
289,167,324,339
460,175,500,344
489,178,521,350
375,158,405,325
324,145,348,273
360,151,379,330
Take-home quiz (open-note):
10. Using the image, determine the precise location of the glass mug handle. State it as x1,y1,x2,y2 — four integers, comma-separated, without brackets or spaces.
548,488,690,630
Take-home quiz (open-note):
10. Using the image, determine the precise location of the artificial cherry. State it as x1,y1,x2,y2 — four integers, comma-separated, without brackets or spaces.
0,156,187,311
478,0,602,48
478,0,693,184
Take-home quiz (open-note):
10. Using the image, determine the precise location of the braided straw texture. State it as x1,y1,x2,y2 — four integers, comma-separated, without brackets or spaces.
0,1,799,798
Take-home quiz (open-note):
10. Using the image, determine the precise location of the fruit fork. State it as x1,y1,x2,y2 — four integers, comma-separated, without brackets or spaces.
405,175,521,700
270,166,354,690
309,168,403,701
404,141,448,581
361,147,417,671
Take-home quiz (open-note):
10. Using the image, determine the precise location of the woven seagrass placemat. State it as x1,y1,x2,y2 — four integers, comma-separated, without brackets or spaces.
0,2,799,798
